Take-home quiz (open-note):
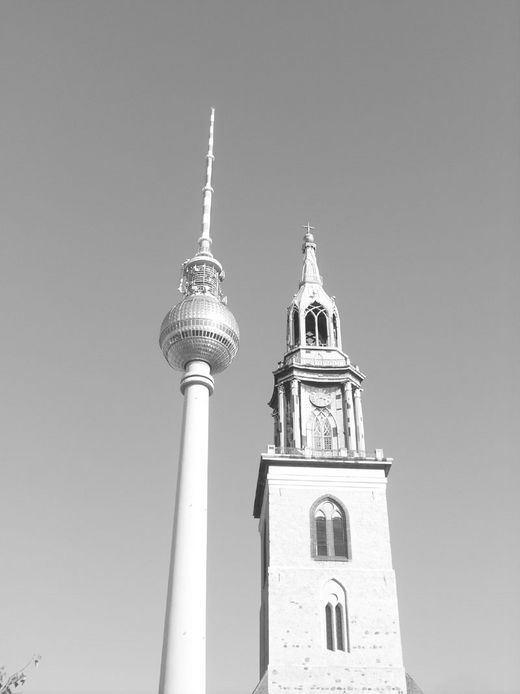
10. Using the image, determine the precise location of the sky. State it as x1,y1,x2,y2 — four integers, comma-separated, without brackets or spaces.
1,2,519,694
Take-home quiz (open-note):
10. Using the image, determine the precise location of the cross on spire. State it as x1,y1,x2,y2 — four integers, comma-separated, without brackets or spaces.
300,221,321,286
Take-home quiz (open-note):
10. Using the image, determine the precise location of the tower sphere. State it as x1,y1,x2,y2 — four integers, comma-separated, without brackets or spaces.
160,293,239,374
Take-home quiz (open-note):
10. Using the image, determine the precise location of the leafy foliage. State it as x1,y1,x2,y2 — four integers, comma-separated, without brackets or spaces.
0,656,41,694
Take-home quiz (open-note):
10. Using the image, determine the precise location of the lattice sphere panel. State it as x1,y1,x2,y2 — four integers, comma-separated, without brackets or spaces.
160,294,239,373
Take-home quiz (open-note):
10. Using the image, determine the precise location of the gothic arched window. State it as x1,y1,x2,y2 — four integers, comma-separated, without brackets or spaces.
311,498,350,560
325,602,334,650
309,409,335,451
292,308,300,346
304,302,328,346
323,580,349,652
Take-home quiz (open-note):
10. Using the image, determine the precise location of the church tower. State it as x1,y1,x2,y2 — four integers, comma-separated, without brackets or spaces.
252,227,417,694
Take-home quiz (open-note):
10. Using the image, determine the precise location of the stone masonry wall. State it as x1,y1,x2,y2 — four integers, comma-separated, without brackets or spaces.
260,464,406,693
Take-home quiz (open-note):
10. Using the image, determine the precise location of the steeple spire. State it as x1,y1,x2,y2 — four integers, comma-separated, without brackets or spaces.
286,224,343,352
300,222,322,286
198,107,215,256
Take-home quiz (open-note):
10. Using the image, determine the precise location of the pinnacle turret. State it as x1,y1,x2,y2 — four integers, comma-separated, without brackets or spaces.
286,226,342,352
300,223,322,287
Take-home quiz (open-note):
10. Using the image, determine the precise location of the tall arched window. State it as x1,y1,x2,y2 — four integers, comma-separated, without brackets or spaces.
315,509,327,556
292,308,300,346
311,498,351,560
304,302,329,346
323,580,349,652
325,602,334,650
335,603,344,651
308,409,335,451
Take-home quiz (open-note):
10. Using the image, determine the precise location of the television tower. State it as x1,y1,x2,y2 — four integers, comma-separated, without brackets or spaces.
158,109,239,694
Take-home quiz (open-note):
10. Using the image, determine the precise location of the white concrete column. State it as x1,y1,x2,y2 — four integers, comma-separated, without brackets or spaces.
353,387,365,455
277,384,285,449
159,360,214,694
291,380,301,448
342,381,356,452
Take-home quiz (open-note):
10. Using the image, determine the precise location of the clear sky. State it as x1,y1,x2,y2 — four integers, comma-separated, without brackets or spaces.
1,2,519,694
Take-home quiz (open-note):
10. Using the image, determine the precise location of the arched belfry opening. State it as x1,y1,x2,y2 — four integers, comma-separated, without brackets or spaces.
305,302,329,346
292,308,300,346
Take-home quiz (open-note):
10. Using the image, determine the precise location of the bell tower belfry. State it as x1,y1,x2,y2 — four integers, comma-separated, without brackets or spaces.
273,226,366,456
252,228,419,694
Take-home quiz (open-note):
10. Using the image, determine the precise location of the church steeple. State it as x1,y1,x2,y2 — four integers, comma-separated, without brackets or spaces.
252,225,412,694
269,226,367,456
287,227,342,352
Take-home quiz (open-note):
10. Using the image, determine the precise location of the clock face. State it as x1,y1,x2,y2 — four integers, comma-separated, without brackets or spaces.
309,391,332,407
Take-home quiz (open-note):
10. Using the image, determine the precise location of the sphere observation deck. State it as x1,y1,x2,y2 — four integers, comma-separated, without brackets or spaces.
160,291,239,374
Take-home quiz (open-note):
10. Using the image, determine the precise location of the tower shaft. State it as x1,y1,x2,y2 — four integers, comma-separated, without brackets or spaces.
159,361,213,694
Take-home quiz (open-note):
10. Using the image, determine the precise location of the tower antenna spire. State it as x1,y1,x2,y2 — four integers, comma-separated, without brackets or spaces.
198,107,215,256
159,109,239,694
